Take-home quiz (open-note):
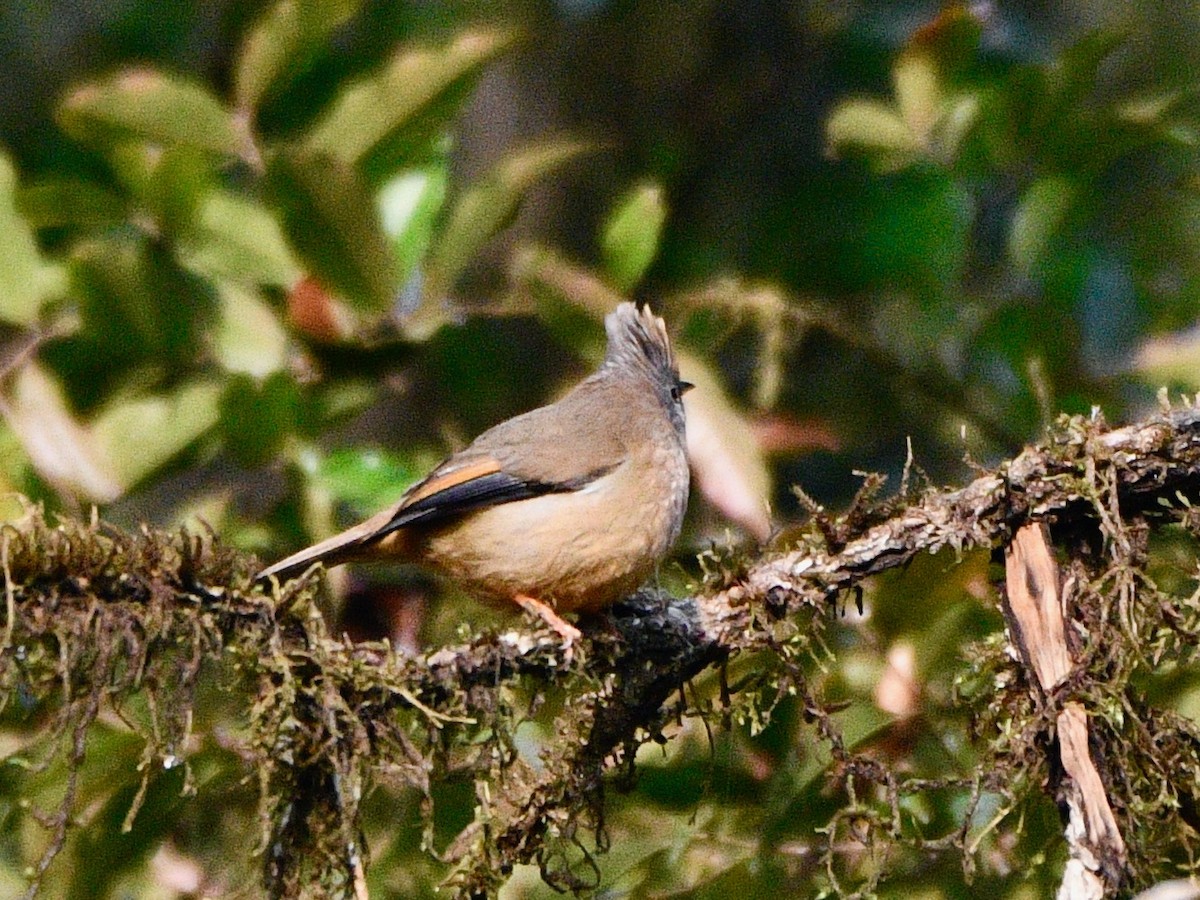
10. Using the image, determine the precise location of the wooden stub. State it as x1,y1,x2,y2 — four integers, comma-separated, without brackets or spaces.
1003,521,1072,691
1003,523,1127,898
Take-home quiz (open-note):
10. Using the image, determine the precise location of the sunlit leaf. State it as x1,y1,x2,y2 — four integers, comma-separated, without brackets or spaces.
936,92,982,159
1009,174,1078,275
178,189,301,287
0,845,26,894
267,147,398,313
679,351,772,543
0,155,64,325
304,28,513,166
894,48,942,146
601,181,666,292
825,99,919,171
424,138,591,306
2,363,121,502
210,283,289,377
91,379,223,489
312,378,377,424
378,163,449,286
58,69,243,157
234,0,362,113
1133,327,1200,390
1116,91,1183,126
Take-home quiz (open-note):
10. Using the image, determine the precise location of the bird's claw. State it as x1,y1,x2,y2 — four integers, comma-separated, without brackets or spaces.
514,593,582,664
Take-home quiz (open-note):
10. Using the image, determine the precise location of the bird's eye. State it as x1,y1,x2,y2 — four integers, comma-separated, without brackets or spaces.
670,386,681,402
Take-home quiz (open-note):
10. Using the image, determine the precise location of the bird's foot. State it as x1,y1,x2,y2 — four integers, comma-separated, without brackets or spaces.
514,593,582,662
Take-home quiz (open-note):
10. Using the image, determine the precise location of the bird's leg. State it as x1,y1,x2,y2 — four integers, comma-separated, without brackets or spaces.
513,593,582,655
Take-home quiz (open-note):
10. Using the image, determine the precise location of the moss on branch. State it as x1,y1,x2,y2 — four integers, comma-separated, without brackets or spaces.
6,406,1200,896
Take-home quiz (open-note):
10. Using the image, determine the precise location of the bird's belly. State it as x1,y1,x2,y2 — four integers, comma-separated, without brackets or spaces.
419,463,683,612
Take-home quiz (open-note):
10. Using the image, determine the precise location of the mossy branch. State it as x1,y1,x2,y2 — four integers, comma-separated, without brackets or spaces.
5,404,1200,897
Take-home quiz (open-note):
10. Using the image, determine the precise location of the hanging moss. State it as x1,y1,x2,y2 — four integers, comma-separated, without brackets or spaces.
7,408,1200,896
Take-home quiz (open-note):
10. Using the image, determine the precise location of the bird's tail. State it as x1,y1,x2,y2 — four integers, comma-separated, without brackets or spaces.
256,507,409,584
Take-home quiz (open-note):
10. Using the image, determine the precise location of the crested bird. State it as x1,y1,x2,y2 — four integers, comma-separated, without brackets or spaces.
258,302,691,651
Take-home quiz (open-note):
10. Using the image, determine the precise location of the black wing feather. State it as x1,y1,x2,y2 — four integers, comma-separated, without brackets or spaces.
373,463,619,542
374,471,554,538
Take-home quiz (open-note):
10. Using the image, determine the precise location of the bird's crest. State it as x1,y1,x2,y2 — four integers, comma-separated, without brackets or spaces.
603,302,678,386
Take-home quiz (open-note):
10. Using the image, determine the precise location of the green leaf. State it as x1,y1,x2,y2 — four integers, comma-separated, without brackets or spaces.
304,28,513,166
220,372,302,467
58,68,244,157
0,423,38,514
141,145,221,239
1054,29,1126,107
178,189,301,287
234,0,362,113
64,142,217,241
17,178,128,230
357,104,457,187
72,235,218,369
312,378,377,425
267,147,398,313
424,138,591,306
65,764,191,900
209,282,289,377
1009,174,1078,275
936,92,982,160
309,446,421,514
378,163,449,286
600,181,666,292
0,154,64,324
91,379,223,488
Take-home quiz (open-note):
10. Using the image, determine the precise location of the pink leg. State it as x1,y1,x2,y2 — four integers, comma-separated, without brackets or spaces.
513,593,581,653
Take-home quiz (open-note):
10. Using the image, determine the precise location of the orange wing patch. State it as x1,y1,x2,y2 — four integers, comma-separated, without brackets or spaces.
400,457,504,509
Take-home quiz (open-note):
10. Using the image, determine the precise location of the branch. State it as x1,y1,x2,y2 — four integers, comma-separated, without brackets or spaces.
702,407,1200,642
5,406,1200,896
453,405,1200,893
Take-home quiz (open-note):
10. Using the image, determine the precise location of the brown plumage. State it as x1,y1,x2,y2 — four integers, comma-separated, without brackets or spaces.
257,302,691,648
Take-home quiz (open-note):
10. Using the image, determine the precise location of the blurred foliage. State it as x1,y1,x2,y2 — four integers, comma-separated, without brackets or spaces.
3,0,1200,897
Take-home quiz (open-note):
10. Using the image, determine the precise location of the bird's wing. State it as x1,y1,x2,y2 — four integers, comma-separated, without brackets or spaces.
256,451,618,583
371,451,618,539
371,384,632,540
257,383,631,583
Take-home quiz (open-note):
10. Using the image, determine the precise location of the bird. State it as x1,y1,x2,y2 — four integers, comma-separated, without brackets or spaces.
257,302,691,652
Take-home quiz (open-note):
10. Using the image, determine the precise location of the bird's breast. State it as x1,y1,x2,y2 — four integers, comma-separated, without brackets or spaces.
416,442,688,612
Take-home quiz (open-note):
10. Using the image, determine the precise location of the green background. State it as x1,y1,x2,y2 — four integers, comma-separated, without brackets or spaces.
2,1,1200,896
